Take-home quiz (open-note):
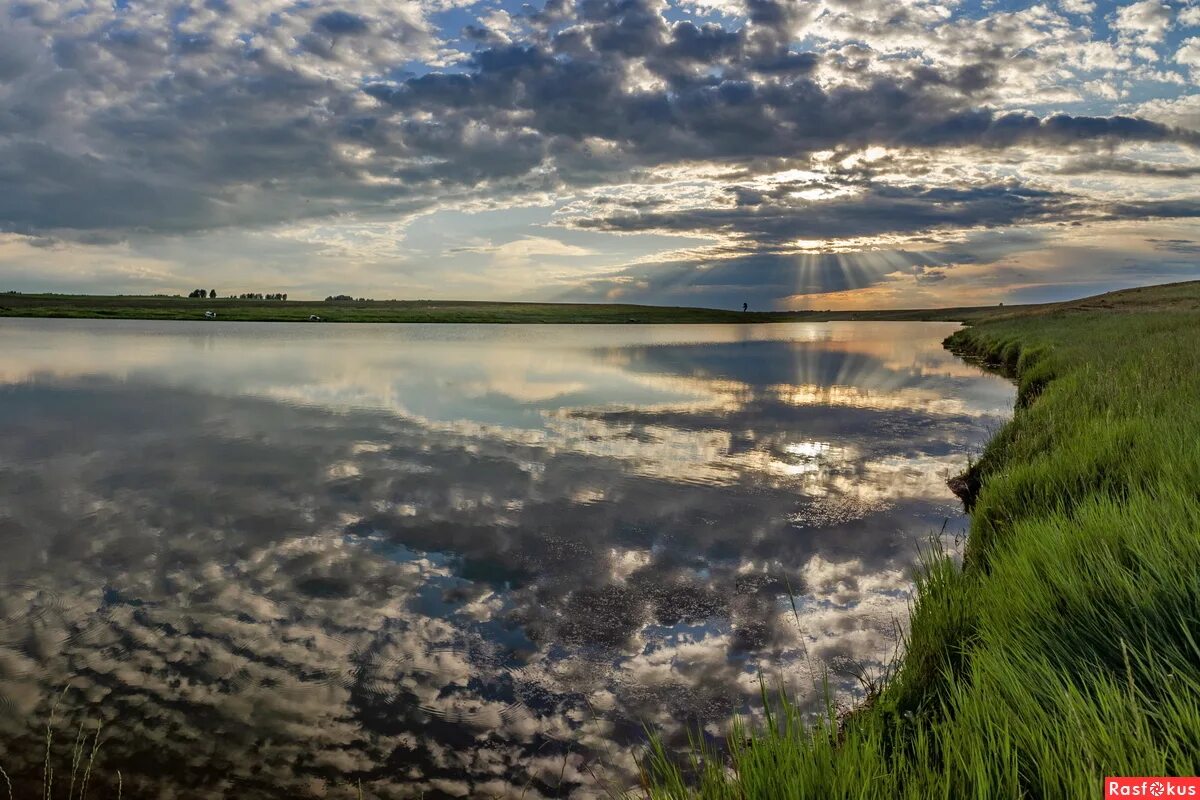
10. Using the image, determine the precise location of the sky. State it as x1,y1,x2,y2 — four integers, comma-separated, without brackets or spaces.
0,0,1198,308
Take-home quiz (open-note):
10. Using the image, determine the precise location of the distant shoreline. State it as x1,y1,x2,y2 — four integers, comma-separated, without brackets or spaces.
6,281,1195,324
0,292,1013,325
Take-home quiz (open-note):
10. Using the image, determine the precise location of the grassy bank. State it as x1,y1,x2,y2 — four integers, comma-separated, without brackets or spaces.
644,283,1200,797
0,292,1012,324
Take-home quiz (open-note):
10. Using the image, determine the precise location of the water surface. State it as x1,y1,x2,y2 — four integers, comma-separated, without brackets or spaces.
0,319,1012,798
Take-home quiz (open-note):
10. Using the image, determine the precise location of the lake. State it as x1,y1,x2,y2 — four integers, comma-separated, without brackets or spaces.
0,318,1013,799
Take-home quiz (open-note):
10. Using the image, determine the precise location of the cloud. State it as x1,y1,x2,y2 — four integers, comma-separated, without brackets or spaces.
451,235,596,272
1177,36,1200,67
314,10,371,35
1113,0,1174,44
0,0,1197,304
455,236,594,258
1054,155,1200,176
1149,236,1200,253
1135,92,1200,129
1,0,1196,244
561,182,1085,242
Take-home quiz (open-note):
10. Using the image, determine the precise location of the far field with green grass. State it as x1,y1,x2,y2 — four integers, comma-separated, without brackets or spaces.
0,290,1020,324
4,281,1197,325
644,279,1200,798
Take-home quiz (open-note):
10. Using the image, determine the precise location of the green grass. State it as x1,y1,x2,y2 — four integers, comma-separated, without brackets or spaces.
0,292,1014,324
641,283,1200,798
6,279,1198,324
0,685,118,800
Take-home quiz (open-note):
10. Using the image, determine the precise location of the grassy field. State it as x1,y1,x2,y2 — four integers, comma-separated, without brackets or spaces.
643,279,1200,798
2,281,1198,324
0,291,1018,324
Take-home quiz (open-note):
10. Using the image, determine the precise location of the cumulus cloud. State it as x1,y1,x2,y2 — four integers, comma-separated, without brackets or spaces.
1177,36,1200,67
1113,0,1174,44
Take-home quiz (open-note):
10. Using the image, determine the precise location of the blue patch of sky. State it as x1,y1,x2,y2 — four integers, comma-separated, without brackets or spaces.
640,620,731,650
433,1,492,38
358,534,454,569
659,1,738,25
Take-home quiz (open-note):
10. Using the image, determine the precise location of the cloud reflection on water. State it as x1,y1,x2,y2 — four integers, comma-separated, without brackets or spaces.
0,320,1011,798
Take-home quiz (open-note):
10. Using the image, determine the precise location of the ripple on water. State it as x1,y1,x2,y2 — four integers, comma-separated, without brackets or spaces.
300,640,563,733
0,584,66,631
0,583,101,655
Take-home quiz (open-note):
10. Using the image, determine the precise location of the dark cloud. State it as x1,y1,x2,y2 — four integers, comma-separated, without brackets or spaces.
566,182,1082,242
0,0,1196,246
1055,156,1200,178
1105,198,1200,221
1148,238,1200,255
314,10,370,35
369,57,1198,169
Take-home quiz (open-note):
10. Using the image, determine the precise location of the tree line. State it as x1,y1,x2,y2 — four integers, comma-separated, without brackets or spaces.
186,290,288,300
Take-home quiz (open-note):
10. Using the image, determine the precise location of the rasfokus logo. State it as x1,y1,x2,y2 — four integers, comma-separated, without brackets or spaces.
1106,778,1200,798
